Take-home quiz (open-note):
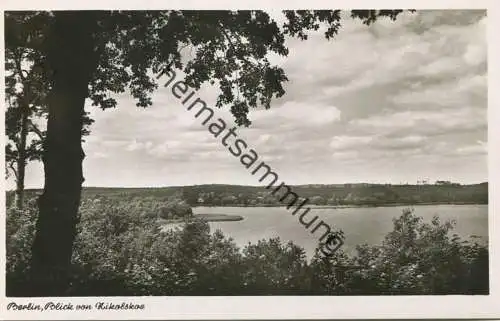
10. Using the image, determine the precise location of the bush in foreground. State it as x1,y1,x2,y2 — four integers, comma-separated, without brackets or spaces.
5,198,488,296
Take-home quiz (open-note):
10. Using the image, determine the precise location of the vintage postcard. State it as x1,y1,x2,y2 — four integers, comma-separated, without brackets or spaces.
1,0,499,319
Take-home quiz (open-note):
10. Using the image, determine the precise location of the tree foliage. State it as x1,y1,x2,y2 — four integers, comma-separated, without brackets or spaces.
6,197,488,296
6,10,410,126
4,12,94,207
5,25,48,176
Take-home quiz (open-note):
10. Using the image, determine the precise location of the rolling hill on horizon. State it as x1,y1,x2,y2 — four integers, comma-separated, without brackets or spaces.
14,182,488,207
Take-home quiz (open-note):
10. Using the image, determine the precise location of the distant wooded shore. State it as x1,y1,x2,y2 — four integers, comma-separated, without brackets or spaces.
193,201,488,208
15,182,488,208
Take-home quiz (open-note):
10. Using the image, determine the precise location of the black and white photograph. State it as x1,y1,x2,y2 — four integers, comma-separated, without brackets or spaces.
1,2,498,319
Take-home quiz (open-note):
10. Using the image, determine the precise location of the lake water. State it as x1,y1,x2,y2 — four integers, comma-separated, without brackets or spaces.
194,205,488,258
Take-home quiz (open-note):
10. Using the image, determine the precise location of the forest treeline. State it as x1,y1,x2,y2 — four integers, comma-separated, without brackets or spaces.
13,181,488,208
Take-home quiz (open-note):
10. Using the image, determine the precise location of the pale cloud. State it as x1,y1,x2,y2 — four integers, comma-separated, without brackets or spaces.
350,107,486,136
126,139,153,152
391,73,487,108
332,150,359,161
148,140,184,158
251,102,341,128
92,151,109,159
374,135,428,150
455,140,487,156
330,135,373,150
257,134,272,144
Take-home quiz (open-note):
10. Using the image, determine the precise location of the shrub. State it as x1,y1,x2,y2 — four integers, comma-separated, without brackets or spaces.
5,199,38,296
335,208,489,295
239,238,310,294
159,200,192,220
5,198,489,296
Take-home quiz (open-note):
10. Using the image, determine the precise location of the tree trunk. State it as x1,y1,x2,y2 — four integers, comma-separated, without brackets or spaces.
14,105,28,209
30,12,98,296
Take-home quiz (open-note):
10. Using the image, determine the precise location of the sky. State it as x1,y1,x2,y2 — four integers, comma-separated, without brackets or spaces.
11,9,488,189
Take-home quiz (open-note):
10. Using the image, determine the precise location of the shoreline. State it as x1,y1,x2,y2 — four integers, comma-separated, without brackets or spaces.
159,213,244,225
193,202,487,209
